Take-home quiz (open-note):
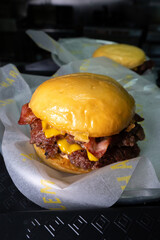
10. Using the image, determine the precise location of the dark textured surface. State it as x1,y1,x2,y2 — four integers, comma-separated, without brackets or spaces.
1,206,160,239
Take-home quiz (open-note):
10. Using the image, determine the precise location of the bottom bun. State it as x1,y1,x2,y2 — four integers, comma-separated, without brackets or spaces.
34,144,91,174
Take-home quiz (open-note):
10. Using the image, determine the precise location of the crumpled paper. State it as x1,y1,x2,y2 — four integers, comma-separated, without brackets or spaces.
0,57,160,210
26,29,157,84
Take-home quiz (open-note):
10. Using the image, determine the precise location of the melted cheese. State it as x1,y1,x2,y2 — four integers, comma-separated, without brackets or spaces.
42,121,65,138
42,121,98,162
73,132,89,142
57,138,98,162
87,150,98,162
57,139,82,154
42,121,89,142
125,123,135,132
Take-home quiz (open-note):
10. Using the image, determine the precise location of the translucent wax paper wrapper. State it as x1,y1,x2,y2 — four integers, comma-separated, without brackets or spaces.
26,29,157,84
0,59,160,211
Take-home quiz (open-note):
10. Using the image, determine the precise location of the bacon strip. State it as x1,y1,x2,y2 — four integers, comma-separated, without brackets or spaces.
83,137,111,159
18,103,37,125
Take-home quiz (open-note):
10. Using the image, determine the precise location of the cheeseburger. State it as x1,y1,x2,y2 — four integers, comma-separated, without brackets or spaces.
92,44,153,74
18,73,145,174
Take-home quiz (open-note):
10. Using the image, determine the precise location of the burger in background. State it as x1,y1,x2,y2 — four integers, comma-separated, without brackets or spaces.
92,44,154,75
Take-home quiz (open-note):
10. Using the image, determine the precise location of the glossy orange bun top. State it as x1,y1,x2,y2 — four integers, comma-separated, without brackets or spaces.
92,44,146,69
29,73,135,140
